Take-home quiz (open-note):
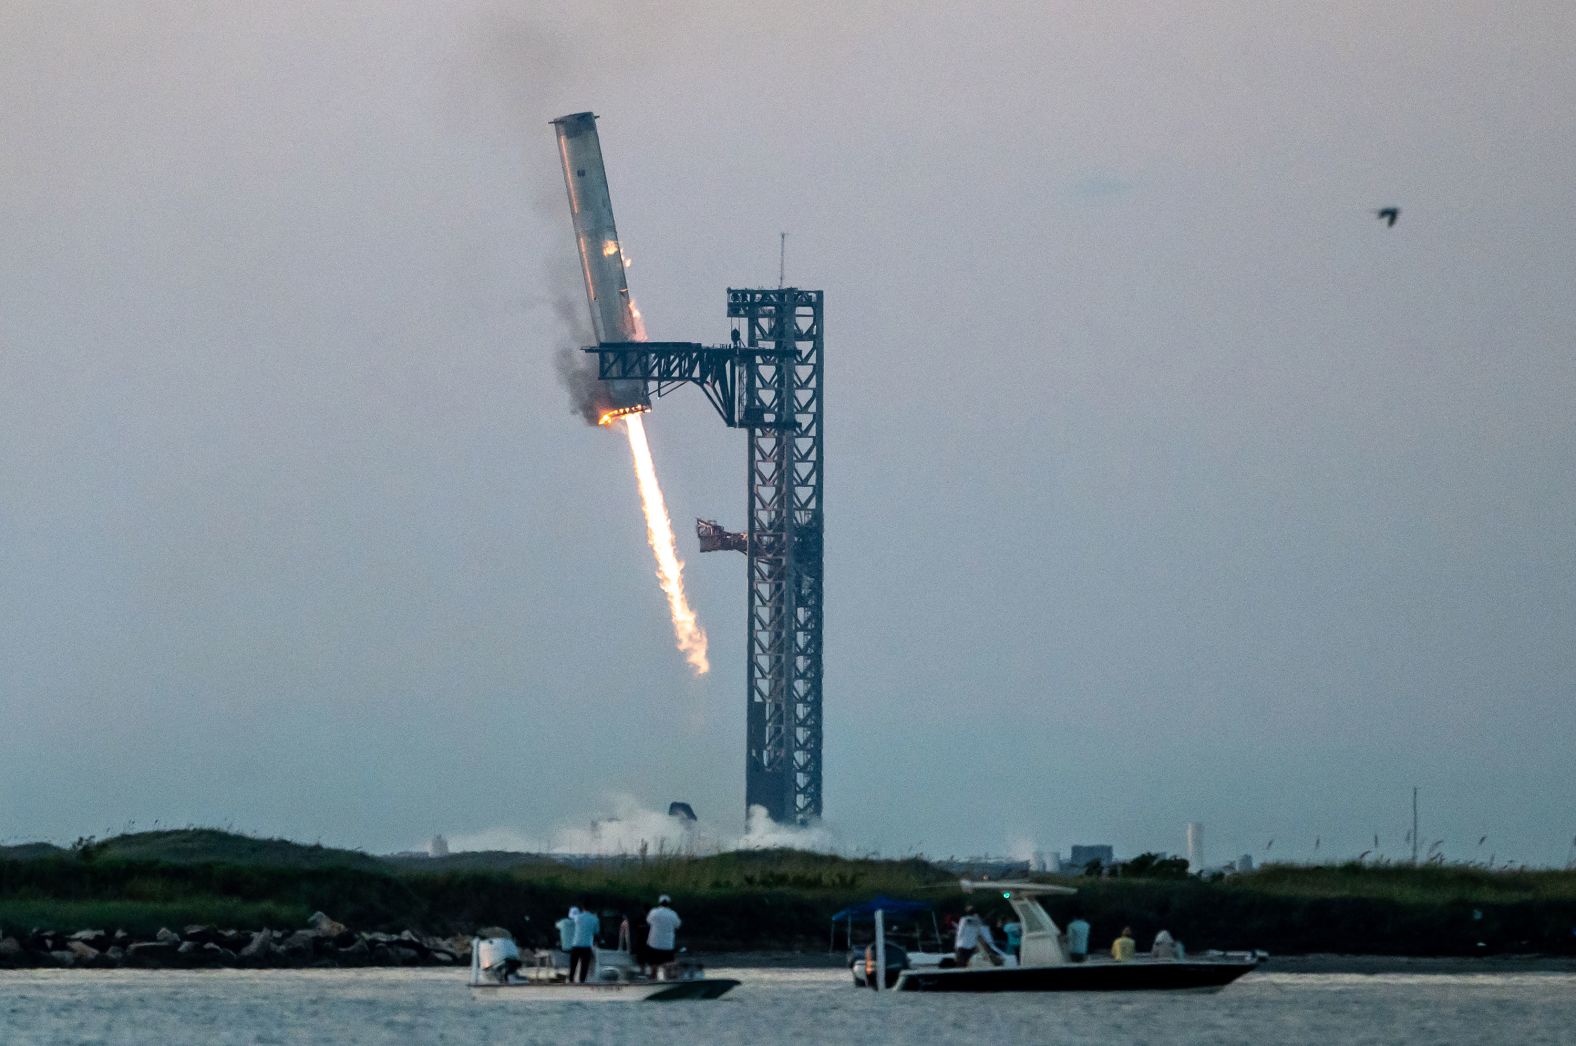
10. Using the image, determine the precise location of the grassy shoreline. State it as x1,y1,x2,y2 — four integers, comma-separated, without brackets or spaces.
4,831,1575,958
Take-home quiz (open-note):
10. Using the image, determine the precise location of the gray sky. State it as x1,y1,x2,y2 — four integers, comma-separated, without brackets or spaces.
2,1,1573,867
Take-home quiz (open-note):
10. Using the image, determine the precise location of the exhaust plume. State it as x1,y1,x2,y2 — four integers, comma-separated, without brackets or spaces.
623,412,709,674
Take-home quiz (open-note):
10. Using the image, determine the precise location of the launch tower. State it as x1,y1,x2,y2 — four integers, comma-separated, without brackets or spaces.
586,290,824,825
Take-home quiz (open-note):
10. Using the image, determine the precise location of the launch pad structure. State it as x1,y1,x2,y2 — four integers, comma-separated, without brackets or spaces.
587,290,825,826
554,110,824,827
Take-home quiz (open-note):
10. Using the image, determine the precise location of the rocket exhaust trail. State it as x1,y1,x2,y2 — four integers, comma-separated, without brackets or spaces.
622,412,709,675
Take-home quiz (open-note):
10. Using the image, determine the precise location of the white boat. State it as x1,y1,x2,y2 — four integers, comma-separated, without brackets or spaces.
467,937,738,1002
861,881,1262,993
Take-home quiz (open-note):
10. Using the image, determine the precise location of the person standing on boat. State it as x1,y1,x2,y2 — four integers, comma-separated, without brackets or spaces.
555,907,578,958
644,894,682,976
952,905,1001,966
569,903,600,982
1151,929,1179,959
1111,926,1137,961
1065,912,1091,963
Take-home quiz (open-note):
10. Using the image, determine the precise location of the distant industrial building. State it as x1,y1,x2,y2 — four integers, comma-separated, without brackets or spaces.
1185,822,1204,872
428,834,449,858
1068,844,1114,871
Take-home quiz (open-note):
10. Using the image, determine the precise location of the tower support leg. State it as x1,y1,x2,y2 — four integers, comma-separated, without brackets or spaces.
732,288,824,825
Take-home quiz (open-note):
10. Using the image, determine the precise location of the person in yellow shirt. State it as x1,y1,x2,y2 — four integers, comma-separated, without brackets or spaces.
1111,926,1137,961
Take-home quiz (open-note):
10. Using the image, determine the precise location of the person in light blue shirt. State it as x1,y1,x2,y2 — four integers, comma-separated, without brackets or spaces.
1065,913,1091,963
569,905,600,982
1004,919,1023,957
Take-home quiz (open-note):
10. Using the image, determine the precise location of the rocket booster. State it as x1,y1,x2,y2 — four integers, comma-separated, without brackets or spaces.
551,111,649,421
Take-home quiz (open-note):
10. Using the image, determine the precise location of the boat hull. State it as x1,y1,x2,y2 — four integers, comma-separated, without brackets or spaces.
470,978,739,1002
894,959,1258,993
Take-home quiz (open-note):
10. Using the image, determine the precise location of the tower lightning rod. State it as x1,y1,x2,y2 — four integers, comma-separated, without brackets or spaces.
779,232,786,289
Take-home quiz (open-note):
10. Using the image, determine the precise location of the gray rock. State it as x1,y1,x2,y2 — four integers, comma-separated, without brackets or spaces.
127,941,179,964
155,928,181,944
176,941,207,964
0,937,26,965
238,929,273,960
336,938,370,964
430,950,455,965
202,943,237,963
49,950,77,967
308,911,347,938
105,946,126,963
67,941,100,962
279,930,317,957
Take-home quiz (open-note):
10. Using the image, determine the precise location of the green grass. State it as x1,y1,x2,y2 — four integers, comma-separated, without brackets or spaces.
90,829,384,871
0,898,305,937
1234,862,1576,904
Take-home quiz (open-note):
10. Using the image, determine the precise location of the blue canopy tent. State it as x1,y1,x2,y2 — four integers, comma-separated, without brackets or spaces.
829,896,942,953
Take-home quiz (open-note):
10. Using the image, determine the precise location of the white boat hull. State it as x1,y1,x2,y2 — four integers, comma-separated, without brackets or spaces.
470,978,739,1002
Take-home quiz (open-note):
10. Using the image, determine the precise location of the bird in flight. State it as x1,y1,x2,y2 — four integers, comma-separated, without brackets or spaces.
1376,207,1400,227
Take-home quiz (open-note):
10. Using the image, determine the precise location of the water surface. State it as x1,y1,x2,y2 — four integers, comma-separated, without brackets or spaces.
2,967,1572,1044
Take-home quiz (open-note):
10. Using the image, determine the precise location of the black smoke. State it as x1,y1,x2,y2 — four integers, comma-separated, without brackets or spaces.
547,292,609,426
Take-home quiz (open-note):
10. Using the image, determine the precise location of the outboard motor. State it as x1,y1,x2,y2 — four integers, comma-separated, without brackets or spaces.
476,936,522,984
860,943,910,989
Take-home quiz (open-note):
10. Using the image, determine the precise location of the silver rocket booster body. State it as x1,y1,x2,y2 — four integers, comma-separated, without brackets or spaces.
551,111,650,422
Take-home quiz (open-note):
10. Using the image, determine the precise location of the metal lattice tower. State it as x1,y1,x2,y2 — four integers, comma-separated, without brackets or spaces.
731,289,824,824
584,288,825,825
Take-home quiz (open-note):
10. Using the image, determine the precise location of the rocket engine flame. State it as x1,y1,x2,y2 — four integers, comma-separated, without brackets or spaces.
622,411,709,675
598,404,649,426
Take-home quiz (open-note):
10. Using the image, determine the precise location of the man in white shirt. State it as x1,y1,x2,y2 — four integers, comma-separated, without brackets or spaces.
953,905,1002,966
555,907,579,954
643,894,682,976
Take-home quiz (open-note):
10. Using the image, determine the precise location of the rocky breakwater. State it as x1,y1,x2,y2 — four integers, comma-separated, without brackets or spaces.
0,912,472,970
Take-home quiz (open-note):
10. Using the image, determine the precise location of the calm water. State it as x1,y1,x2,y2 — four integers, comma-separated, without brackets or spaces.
1,967,1573,1045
